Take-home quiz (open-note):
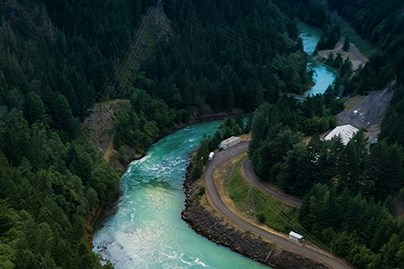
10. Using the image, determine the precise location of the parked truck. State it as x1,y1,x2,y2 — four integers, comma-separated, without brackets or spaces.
218,136,241,150
288,231,304,244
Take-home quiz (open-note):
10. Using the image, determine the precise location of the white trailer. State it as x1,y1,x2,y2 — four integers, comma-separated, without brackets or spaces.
288,231,304,244
208,152,215,161
219,136,241,150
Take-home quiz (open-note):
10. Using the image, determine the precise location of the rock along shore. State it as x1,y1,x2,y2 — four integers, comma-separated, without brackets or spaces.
181,163,329,269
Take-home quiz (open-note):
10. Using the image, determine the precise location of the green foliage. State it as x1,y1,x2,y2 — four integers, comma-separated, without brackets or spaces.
251,93,403,267
0,0,141,268
251,98,404,199
316,22,341,51
343,38,350,52
300,184,404,269
380,85,404,147
0,134,119,268
114,90,167,155
257,214,266,223
272,0,327,28
249,94,343,187
129,0,313,115
329,0,404,95
190,118,245,180
5,0,403,267
198,186,205,196
225,160,299,234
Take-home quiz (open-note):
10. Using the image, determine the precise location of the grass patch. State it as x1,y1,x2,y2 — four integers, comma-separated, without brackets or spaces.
224,159,299,234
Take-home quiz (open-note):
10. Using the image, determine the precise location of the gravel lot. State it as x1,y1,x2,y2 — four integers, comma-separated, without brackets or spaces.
337,82,395,142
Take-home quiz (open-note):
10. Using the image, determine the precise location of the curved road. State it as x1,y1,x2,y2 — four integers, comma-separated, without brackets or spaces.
203,142,351,269
243,160,302,208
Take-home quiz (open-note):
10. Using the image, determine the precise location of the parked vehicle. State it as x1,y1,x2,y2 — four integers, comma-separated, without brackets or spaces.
219,136,241,150
208,152,215,161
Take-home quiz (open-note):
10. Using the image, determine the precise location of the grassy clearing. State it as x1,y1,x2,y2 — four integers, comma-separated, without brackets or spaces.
224,158,299,234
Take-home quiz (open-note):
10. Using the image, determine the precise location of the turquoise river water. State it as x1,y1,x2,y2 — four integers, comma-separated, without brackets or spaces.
298,23,337,96
93,121,269,269
93,24,335,269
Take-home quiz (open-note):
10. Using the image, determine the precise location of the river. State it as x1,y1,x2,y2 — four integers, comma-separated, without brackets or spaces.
92,121,269,269
93,24,334,269
298,23,337,96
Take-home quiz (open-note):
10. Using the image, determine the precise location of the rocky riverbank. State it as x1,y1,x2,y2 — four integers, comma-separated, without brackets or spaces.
181,164,330,269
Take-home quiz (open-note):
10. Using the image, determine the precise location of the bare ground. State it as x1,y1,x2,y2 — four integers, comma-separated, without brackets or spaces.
337,80,396,142
82,99,132,169
82,7,173,169
316,40,368,71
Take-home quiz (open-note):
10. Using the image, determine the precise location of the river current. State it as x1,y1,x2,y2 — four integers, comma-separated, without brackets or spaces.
298,23,337,96
93,121,268,268
93,23,335,269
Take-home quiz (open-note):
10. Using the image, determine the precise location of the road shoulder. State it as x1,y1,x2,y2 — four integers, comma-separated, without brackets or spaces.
181,155,333,269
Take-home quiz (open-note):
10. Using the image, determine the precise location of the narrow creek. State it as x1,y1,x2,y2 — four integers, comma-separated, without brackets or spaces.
93,23,335,269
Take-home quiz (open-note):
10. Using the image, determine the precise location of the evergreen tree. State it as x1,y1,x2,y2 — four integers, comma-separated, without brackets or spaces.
343,38,350,52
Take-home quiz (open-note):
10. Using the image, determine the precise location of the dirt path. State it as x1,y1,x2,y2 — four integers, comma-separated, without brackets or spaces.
203,142,353,269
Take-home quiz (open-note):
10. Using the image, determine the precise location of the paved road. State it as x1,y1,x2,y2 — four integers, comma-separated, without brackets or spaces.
203,142,352,269
243,160,302,208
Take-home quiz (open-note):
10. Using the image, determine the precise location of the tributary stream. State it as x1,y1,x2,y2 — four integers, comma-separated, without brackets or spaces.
93,24,336,269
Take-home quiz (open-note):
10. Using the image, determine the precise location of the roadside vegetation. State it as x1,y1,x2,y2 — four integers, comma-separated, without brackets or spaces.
224,156,298,234
1,0,403,268
0,0,314,266
190,117,246,180
248,1,404,268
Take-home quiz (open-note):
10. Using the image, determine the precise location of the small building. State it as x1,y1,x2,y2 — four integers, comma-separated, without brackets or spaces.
288,231,304,244
219,136,241,150
208,152,215,161
323,124,359,145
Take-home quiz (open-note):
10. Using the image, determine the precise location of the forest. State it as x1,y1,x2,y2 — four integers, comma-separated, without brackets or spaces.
113,0,315,156
0,0,317,268
248,0,404,268
1,0,403,268
0,0,150,268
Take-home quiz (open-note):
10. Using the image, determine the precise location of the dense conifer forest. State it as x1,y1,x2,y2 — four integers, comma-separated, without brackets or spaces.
113,0,315,155
0,0,314,267
249,0,404,268
0,1,155,267
0,0,403,268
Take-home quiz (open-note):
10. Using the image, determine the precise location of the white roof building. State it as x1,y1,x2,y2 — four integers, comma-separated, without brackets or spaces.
323,124,359,145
